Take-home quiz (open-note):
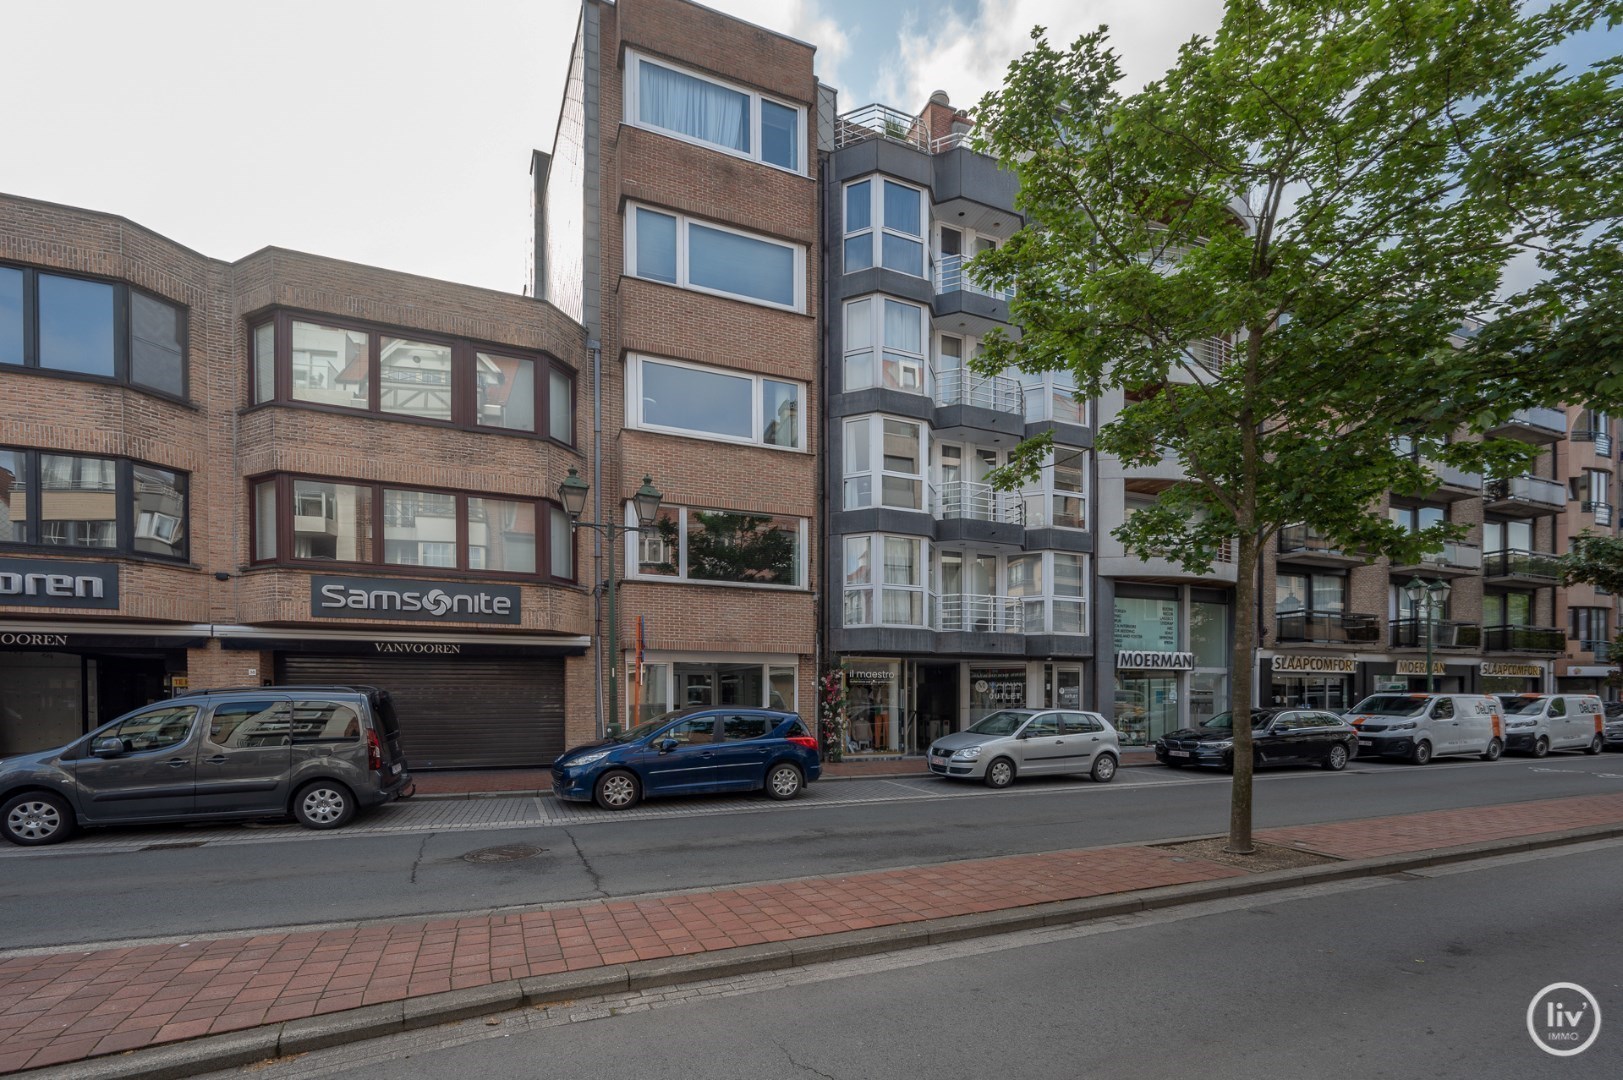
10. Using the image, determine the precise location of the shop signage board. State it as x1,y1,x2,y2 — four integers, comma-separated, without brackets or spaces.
1395,660,1446,676
0,558,119,609
846,666,895,684
1481,662,1543,678
1116,650,1193,671
1271,655,1358,674
310,576,522,624
1564,666,1619,678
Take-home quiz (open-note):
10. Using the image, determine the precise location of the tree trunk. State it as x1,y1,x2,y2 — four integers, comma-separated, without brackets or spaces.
1227,529,1258,854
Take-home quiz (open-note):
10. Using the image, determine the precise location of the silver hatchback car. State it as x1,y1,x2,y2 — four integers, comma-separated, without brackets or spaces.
928,708,1120,787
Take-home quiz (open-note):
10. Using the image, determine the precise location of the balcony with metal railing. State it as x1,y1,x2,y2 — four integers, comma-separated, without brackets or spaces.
931,481,1024,525
932,368,1023,415
933,592,1026,633
934,253,1013,302
1484,406,1567,444
1274,610,1383,645
834,104,928,152
1579,638,1614,662
1583,501,1615,527
1391,540,1482,578
1276,525,1364,567
1483,475,1568,516
1572,428,1614,458
1481,548,1560,586
1391,618,1481,650
1483,624,1566,653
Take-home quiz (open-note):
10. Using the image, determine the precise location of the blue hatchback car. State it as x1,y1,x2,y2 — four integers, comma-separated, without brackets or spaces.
551,708,822,810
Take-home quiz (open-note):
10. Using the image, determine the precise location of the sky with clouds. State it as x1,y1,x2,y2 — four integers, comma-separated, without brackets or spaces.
0,1,1610,295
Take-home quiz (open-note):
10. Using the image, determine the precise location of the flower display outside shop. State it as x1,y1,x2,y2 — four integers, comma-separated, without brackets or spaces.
819,667,848,762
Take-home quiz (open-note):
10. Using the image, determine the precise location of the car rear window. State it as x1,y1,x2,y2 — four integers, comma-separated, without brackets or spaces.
290,701,362,744
372,692,401,738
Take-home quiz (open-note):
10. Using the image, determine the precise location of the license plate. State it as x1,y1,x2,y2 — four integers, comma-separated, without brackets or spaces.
1168,750,1190,758
390,763,402,775
1358,739,1373,747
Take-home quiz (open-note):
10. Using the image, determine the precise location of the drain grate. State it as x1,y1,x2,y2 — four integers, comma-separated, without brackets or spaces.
462,843,547,864
141,841,206,851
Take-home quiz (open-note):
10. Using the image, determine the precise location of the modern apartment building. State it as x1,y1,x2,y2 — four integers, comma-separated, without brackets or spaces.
1557,405,1619,695
535,0,820,731
821,92,1096,753
0,196,594,767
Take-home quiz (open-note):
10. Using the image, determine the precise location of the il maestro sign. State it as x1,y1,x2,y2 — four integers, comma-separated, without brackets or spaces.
311,576,522,625
0,558,119,609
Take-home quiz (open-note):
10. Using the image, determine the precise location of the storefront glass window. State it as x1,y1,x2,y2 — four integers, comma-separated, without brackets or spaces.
0,652,83,755
1190,671,1227,726
1114,597,1180,652
631,662,669,726
1190,601,1228,667
845,661,898,752
969,666,1027,723
768,666,796,711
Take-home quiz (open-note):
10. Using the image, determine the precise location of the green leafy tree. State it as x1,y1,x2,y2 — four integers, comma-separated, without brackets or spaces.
972,0,1623,852
1560,531,1623,595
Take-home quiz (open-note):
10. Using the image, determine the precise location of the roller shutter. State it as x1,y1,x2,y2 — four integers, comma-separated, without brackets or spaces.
276,654,565,769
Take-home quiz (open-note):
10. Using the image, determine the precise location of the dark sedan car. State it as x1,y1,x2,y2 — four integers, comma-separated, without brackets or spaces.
1605,702,1623,750
551,707,821,810
1155,708,1357,772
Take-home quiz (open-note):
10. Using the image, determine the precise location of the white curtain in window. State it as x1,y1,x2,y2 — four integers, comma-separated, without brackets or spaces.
640,61,749,152
883,300,921,353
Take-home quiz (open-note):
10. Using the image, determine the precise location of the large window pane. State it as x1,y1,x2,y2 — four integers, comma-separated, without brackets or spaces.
380,338,453,421
844,298,874,390
38,274,115,377
549,368,573,443
641,360,752,439
1190,600,1228,667
382,489,458,567
253,479,276,560
760,99,798,170
882,182,921,236
881,419,921,509
292,480,372,562
685,509,799,586
467,497,536,574
475,353,535,432
0,267,22,366
129,292,185,396
0,448,28,543
881,233,924,276
635,208,678,283
291,321,369,409
762,380,799,448
769,666,795,711
549,504,573,579
843,417,872,508
40,454,117,549
1053,448,1085,528
688,223,795,307
131,465,186,559
252,322,276,404
845,180,871,233
638,59,749,152
883,300,922,353
638,505,681,576
843,234,874,273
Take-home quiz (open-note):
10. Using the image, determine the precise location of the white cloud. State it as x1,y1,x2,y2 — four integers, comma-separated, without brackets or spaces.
876,0,1223,116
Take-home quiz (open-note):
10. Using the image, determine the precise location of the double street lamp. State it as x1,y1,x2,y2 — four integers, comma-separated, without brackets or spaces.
1403,576,1452,694
558,467,663,738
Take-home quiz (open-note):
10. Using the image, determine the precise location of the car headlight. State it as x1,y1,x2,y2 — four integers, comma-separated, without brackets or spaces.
951,746,984,761
1507,719,1535,729
1210,739,1233,750
569,749,613,767
1392,721,1418,731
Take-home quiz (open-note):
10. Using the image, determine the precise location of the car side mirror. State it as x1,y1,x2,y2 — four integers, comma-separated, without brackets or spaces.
91,736,125,758
658,738,679,753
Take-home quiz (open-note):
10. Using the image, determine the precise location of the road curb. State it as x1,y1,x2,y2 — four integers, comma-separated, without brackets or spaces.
25,821,1623,1080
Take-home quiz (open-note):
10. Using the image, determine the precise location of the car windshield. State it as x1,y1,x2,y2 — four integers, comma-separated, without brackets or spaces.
615,711,687,743
1199,711,1267,731
967,711,1029,736
1499,697,1547,716
1349,695,1429,717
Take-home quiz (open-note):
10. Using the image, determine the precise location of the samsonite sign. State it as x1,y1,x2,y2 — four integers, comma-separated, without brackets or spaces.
0,558,119,609
310,575,522,625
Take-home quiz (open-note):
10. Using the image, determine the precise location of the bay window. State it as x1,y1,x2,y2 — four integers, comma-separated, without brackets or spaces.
843,179,926,277
843,296,927,393
626,51,804,173
629,504,805,588
1022,447,1088,529
842,534,928,627
629,355,802,449
626,204,805,311
1007,552,1089,634
843,416,925,510
0,447,188,560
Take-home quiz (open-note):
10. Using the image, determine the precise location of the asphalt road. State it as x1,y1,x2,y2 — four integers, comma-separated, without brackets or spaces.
3,752,1622,951
205,840,1623,1080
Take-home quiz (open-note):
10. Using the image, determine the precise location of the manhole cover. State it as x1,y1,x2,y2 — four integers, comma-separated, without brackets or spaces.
462,843,547,864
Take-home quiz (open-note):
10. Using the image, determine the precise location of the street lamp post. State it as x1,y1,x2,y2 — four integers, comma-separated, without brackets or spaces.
558,467,663,738
1403,576,1453,694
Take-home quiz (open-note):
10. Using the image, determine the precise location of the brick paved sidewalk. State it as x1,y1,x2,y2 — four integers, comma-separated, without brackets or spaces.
2,791,1619,1075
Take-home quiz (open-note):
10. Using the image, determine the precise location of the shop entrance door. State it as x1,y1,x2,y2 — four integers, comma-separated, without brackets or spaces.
915,663,958,750
1114,674,1180,745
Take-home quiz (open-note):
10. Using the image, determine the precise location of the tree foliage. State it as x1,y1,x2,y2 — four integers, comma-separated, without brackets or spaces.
1560,531,1623,594
971,0,1623,851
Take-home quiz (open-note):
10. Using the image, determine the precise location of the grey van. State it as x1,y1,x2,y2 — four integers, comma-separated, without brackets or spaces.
0,685,411,846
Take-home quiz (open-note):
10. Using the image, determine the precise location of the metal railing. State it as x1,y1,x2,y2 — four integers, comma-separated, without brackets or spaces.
1427,459,1484,490
1484,475,1568,511
1274,611,1383,644
1276,525,1359,559
1481,548,1560,581
934,253,1013,302
1391,618,1481,649
1583,500,1615,526
933,592,1026,633
1482,625,1565,653
1189,338,1231,374
834,104,928,151
932,368,1024,414
930,131,973,153
932,480,1024,524
1504,406,1568,437
1395,540,1482,572
1580,639,1613,661
1572,429,1614,457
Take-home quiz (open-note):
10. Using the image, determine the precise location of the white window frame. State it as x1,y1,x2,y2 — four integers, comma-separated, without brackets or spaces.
1019,370,1088,425
842,177,928,279
624,50,807,176
625,202,806,312
842,295,928,394
627,353,805,450
1005,551,1090,635
842,533,930,628
843,415,928,511
1022,447,1089,530
623,653,801,728
625,502,808,591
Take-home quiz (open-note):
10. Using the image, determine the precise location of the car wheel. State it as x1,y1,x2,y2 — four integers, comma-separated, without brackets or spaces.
593,770,641,811
1323,743,1350,771
1090,753,1117,783
984,758,1015,788
1533,736,1549,759
293,781,355,830
765,763,804,801
1411,740,1432,766
2,791,75,846
1585,734,1604,755
1480,738,1503,762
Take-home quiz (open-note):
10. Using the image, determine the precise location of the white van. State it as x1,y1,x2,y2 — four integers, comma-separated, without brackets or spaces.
1495,694,1607,757
1345,693,1504,765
